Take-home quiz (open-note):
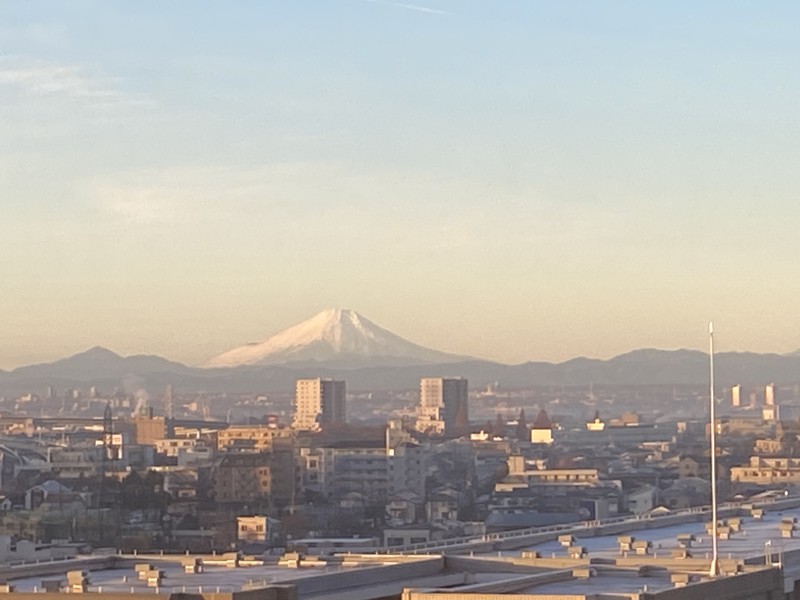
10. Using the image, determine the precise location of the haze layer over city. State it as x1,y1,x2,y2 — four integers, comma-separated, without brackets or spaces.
5,4,800,600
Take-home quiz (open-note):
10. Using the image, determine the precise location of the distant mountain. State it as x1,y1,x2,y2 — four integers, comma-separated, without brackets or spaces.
202,308,471,368
4,342,800,396
6,346,191,382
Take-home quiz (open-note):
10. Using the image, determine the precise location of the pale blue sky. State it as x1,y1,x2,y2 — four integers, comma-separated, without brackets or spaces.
2,1,800,369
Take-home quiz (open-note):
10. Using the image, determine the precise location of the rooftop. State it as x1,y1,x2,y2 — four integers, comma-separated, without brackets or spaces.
517,504,800,562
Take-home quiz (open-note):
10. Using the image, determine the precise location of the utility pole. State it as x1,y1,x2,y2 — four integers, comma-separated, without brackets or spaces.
708,322,720,577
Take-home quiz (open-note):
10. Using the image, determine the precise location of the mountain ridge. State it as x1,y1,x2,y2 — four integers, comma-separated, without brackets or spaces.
7,346,191,381
4,311,800,394
202,308,471,368
3,346,800,394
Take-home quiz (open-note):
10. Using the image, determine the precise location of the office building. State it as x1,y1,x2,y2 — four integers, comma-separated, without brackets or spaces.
292,378,346,431
415,377,468,435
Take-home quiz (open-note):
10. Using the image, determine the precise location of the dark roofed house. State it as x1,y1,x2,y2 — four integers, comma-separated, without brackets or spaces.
531,410,554,444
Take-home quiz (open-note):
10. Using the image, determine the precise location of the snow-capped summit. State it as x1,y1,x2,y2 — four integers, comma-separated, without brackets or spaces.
202,308,469,368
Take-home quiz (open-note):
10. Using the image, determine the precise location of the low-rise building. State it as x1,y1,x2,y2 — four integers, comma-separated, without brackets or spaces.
155,438,198,457
213,453,272,504
626,484,657,514
236,514,278,544
754,439,783,455
47,446,103,479
217,425,293,452
731,456,800,487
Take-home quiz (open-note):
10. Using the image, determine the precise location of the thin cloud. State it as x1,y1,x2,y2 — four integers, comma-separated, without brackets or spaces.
0,55,149,108
90,163,344,228
365,0,450,16
88,162,623,249
102,195,177,226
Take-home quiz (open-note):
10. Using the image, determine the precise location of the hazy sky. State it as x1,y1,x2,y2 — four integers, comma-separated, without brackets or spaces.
3,1,800,369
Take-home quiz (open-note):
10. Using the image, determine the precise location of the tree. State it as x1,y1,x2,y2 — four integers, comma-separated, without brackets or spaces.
516,409,529,441
120,471,170,511
493,414,505,437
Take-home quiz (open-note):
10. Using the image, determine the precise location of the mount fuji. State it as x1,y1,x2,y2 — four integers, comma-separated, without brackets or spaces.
201,308,471,368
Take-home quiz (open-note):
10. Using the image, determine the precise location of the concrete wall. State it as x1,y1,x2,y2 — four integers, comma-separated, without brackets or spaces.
292,556,444,596
0,557,115,584
439,571,575,595
614,556,742,573
401,569,783,600
0,588,296,600
445,556,560,575
643,567,783,600
0,594,170,600
401,592,637,600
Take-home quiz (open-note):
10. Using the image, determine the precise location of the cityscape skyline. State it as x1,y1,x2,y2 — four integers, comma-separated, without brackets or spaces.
4,2,800,369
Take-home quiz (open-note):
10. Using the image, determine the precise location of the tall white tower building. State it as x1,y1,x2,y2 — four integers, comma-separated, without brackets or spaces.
765,383,777,406
415,377,468,435
293,378,346,431
731,384,742,407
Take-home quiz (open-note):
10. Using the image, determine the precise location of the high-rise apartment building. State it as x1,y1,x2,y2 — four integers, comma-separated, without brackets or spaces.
293,378,346,431
415,377,468,435
731,384,742,407
765,383,777,406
